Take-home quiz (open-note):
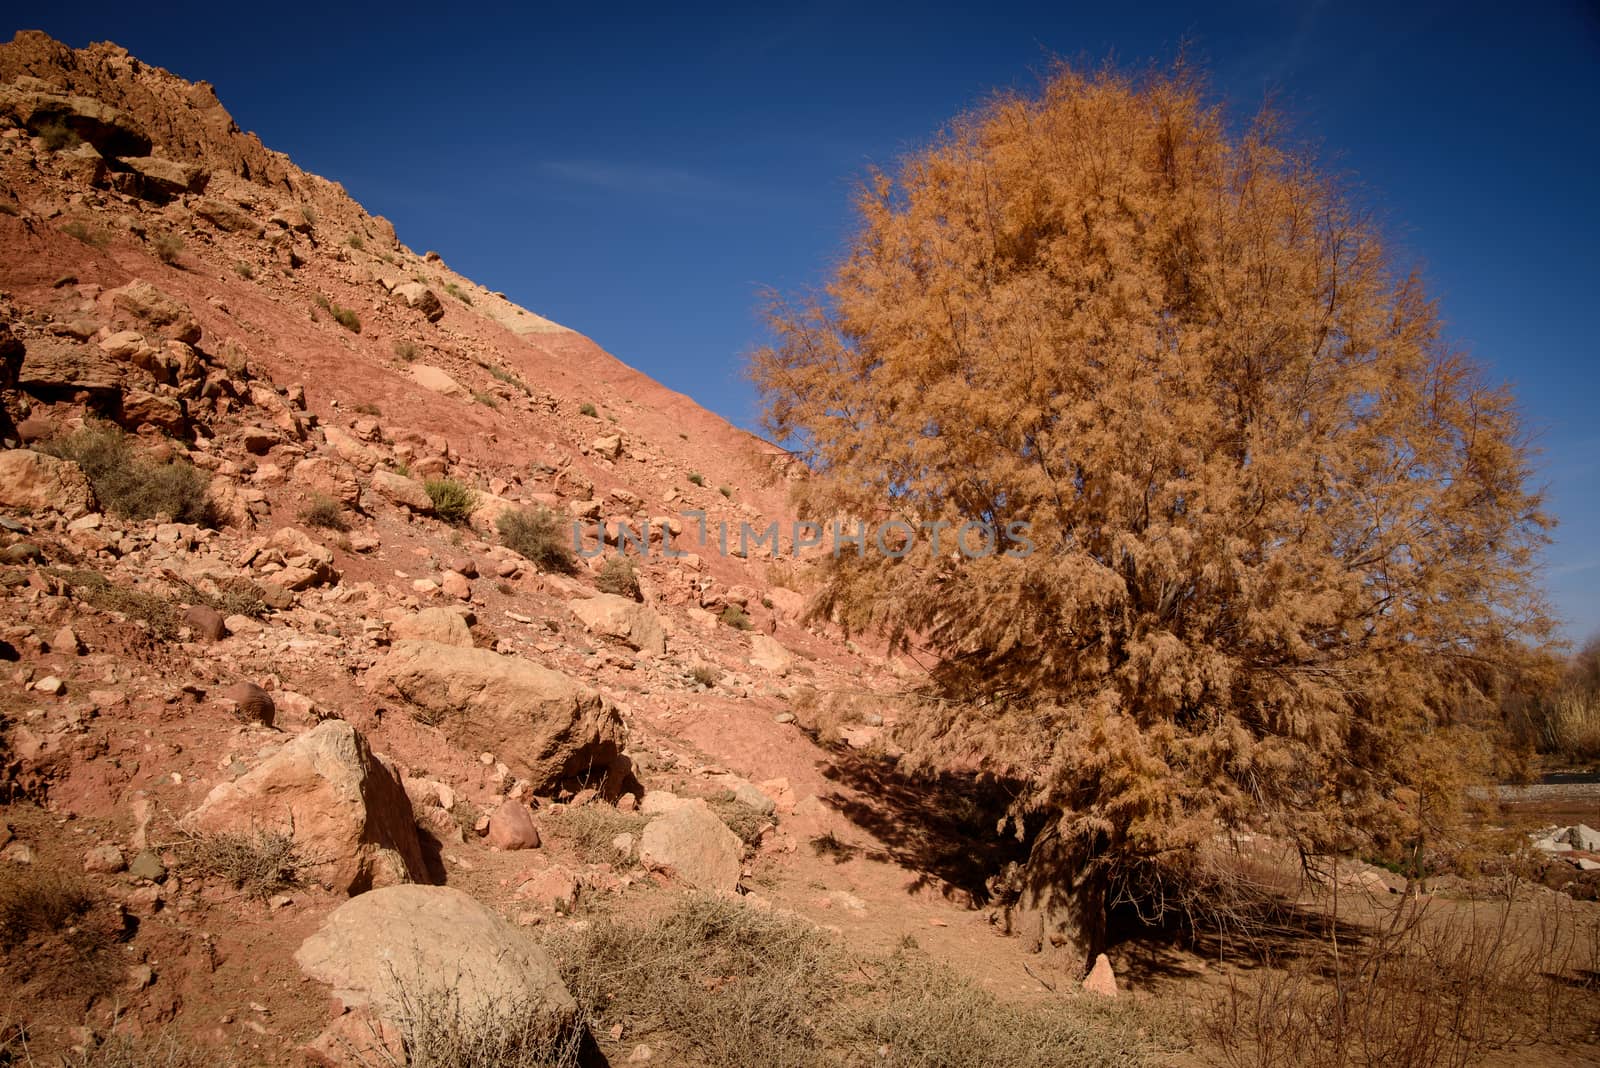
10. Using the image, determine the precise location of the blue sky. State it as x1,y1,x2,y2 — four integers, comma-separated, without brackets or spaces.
14,2,1599,641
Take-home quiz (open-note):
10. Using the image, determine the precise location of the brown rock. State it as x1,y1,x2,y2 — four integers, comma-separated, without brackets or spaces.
222,681,274,726
391,607,472,648
487,800,540,851
638,801,744,892
184,604,228,641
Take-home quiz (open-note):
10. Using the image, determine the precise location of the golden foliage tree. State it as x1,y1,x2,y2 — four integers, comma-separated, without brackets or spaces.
751,64,1553,970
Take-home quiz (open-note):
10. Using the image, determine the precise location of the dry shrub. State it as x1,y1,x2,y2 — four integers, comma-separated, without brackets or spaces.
1202,893,1600,1068
151,232,184,265
56,1028,218,1067
40,424,220,527
361,982,583,1068
594,556,639,600
719,605,751,631
706,791,772,849
689,663,719,688
301,493,350,532
47,568,181,641
556,895,1178,1068
497,507,574,573
180,830,302,898
1540,688,1600,762
0,867,121,1000
559,894,844,1068
541,806,644,861
859,942,1182,1068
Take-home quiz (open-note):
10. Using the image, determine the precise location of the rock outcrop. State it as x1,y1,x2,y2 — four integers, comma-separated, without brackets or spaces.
184,720,428,894
370,640,626,790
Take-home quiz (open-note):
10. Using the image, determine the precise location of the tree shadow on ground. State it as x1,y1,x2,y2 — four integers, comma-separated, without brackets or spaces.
815,743,1029,906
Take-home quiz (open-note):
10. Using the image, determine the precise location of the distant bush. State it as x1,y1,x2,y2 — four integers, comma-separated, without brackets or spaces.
720,605,751,630
345,233,365,251
688,472,704,486
36,120,79,151
233,260,255,280
578,403,598,418
719,485,733,498
498,506,576,574
61,220,108,248
425,478,477,525
393,340,419,362
315,294,361,333
152,232,184,265
444,281,473,305
40,423,220,527
472,390,499,409
596,556,641,600
690,664,719,688
300,494,349,532
486,362,531,394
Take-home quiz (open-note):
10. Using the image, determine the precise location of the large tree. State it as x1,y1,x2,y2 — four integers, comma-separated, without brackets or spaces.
751,65,1553,971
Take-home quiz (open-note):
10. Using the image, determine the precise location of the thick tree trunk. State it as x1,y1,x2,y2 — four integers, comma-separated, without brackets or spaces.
1006,822,1109,979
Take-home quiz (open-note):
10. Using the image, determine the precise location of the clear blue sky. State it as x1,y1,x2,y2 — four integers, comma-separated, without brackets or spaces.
15,2,1599,642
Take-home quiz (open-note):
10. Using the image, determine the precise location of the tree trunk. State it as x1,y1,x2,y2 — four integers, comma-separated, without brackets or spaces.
1006,821,1109,979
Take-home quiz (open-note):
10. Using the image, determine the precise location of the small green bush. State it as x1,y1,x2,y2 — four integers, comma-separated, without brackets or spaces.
690,664,719,688
578,403,598,418
40,424,220,527
719,485,733,498
425,478,477,525
345,233,365,251
444,281,473,305
498,507,576,573
393,340,419,362
472,390,500,409
688,472,705,486
596,555,641,600
720,605,752,630
233,260,255,279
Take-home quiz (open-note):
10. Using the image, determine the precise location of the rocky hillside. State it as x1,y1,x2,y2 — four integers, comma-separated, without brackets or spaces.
0,28,992,1066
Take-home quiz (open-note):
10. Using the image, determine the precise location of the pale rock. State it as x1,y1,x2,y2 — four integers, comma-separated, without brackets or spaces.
569,594,666,656
638,799,744,892
184,720,428,894
295,885,574,1025
0,449,96,518
391,607,473,648
369,641,626,790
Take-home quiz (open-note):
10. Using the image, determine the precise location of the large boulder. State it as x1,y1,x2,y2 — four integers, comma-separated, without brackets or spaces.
370,468,432,512
410,364,464,397
0,84,152,156
18,336,125,396
390,607,472,648
749,634,794,676
392,282,444,322
295,884,574,1025
183,720,428,894
569,594,666,656
108,280,198,338
116,155,208,198
370,641,625,790
638,799,744,892
0,449,96,518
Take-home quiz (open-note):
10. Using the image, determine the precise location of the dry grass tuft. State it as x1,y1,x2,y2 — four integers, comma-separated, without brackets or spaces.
179,830,302,898
541,806,645,862
40,424,220,527
497,507,575,574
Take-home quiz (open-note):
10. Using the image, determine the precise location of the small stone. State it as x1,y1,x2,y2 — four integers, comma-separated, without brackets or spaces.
440,571,472,599
1082,953,1118,997
222,681,275,727
487,800,540,851
127,964,156,990
184,605,228,641
51,627,84,655
83,844,126,874
773,712,796,725
33,675,63,695
128,850,166,882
